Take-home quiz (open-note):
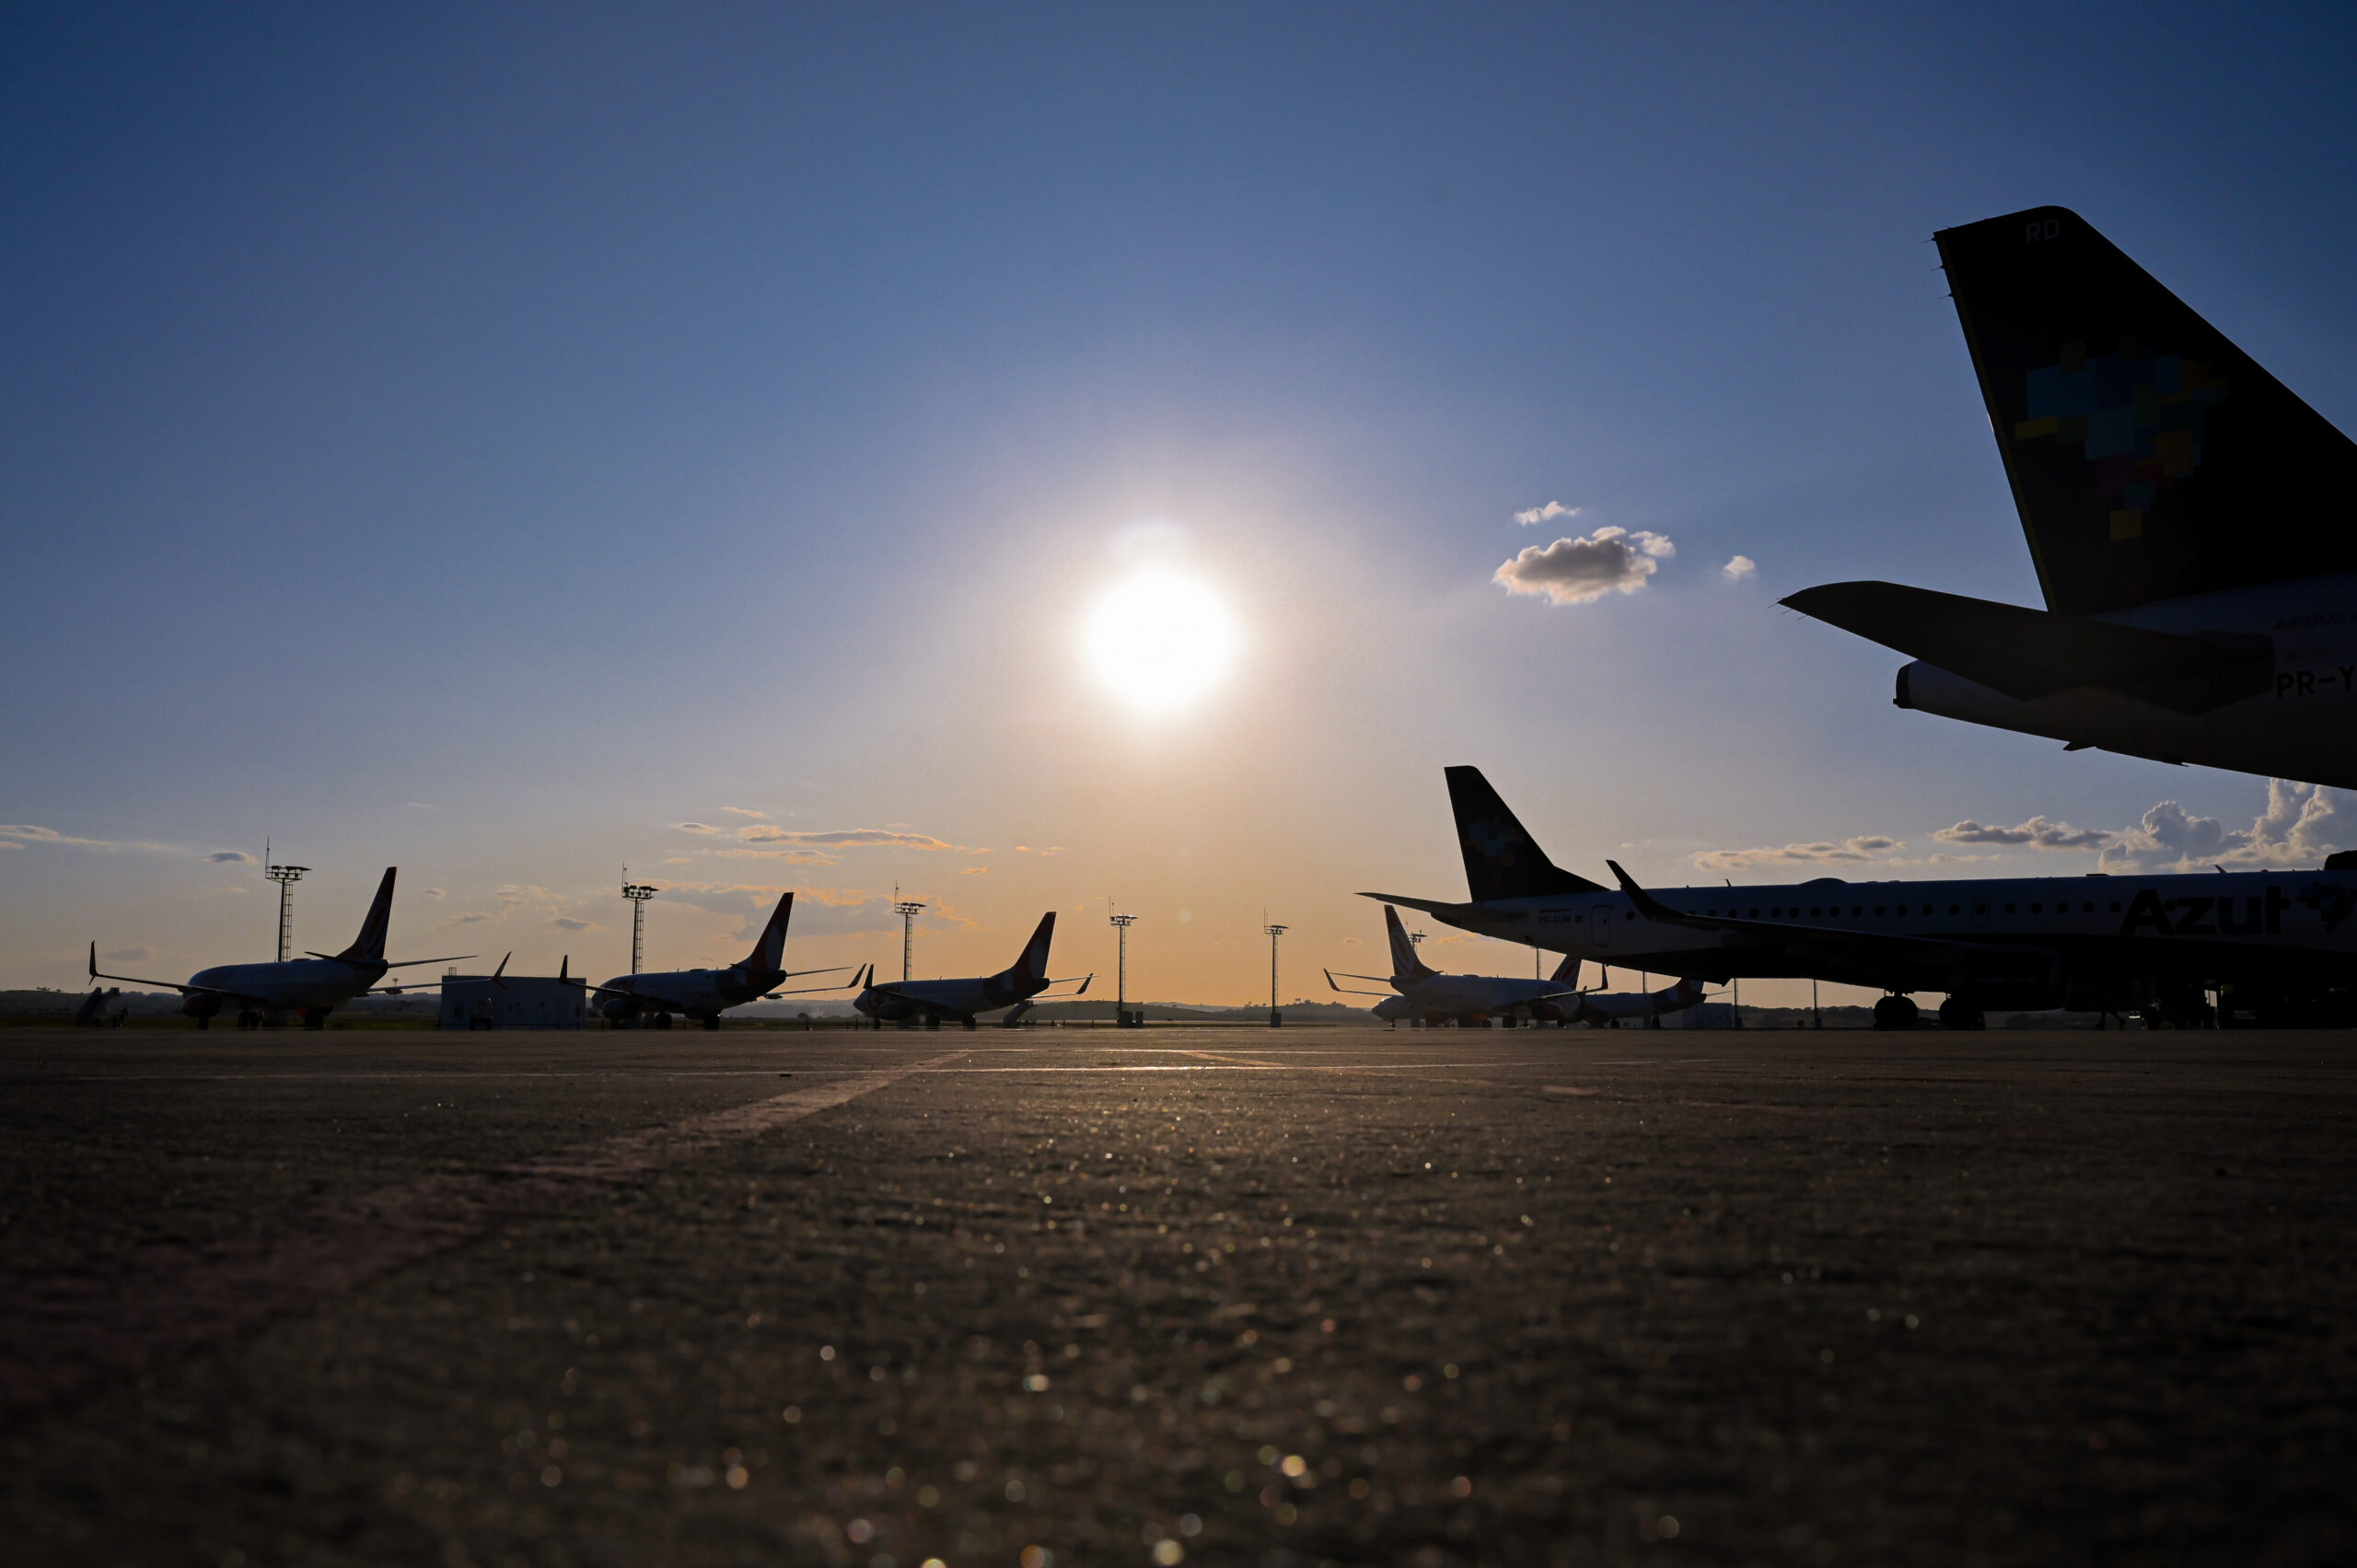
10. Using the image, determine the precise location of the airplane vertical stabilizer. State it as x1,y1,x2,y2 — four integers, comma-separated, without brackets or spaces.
1550,951,1580,988
1007,912,1055,986
1443,766,1605,901
741,890,795,974
1383,904,1437,984
1936,205,2357,616
337,868,398,963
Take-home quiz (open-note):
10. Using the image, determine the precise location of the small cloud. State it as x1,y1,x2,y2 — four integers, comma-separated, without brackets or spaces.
0,842,17,851
1692,835,1904,872
674,822,721,835
102,947,152,962
739,827,960,851
552,916,594,931
1015,844,1030,853
961,865,988,876
1038,846,1063,856
425,888,445,899
719,807,768,819
209,850,256,865
440,912,493,927
1494,527,1675,606
1933,816,2110,851
1723,554,1756,581
712,846,838,864
1513,501,1583,527
0,823,168,852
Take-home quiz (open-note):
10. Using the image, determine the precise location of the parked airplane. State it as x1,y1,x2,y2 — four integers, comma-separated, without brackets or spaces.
87,867,470,1029
1785,204,2357,790
1326,906,1709,1027
584,890,848,1029
1324,903,1584,1025
1366,766,2357,1028
852,912,1090,1028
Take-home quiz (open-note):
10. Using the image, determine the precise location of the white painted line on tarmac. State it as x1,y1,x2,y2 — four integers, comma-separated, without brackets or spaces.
0,1051,970,1418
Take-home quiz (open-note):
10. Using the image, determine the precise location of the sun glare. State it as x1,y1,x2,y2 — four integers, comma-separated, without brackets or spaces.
1079,568,1242,715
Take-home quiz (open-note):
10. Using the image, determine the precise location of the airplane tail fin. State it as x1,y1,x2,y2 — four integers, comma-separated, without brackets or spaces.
336,868,397,963
1935,204,2357,616
1444,767,1604,901
1383,905,1436,982
741,890,795,973
1007,912,1055,986
1550,951,1580,987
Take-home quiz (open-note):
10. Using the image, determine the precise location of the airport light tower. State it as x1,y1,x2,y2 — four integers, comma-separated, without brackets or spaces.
1265,922,1288,1028
265,863,308,962
621,873,658,973
894,896,925,981
1109,911,1138,1028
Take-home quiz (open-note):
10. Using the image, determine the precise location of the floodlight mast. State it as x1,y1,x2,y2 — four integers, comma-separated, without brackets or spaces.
1109,912,1138,1028
893,895,925,982
1264,922,1288,1028
265,862,308,963
621,871,658,973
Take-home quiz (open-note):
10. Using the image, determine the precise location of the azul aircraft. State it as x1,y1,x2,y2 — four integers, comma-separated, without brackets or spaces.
852,911,1090,1028
1787,204,2357,791
1367,766,2357,1029
88,866,470,1029
585,890,848,1029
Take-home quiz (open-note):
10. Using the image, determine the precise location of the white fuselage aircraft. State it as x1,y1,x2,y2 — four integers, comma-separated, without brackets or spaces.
1786,204,2357,791
586,890,847,1029
1370,766,2357,1029
853,912,1089,1028
1329,904,1710,1027
89,866,468,1029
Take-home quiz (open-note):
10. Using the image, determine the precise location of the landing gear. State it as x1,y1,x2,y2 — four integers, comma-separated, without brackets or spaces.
960,1015,978,1030
702,1013,722,1032
301,1008,331,1031
1872,994,1919,1031
654,1012,674,1031
1937,996,1985,1030
236,1008,262,1029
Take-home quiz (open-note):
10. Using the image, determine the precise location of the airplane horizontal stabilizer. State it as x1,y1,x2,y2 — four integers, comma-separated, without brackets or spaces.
1782,580,2270,714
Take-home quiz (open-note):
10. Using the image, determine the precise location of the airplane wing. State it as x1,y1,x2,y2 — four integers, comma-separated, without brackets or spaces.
309,951,477,970
1325,969,1394,997
84,941,261,1002
368,953,505,994
1782,581,2271,714
764,977,858,997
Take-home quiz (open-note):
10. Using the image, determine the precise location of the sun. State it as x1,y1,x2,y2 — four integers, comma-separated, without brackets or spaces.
1079,568,1243,715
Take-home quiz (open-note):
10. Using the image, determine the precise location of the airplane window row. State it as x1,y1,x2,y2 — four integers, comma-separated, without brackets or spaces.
1689,900,2126,920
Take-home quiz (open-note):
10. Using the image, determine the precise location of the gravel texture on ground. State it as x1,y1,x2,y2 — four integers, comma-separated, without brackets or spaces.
1,1027,2351,1567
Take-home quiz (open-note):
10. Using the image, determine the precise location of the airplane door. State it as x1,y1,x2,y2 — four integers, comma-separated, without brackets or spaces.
1592,904,1615,948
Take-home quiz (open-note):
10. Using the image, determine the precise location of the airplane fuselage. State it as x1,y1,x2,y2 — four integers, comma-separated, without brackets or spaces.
184,958,386,1017
596,965,778,1020
853,971,1043,1024
1406,867,2357,1011
1901,573,2357,788
1369,972,1572,1023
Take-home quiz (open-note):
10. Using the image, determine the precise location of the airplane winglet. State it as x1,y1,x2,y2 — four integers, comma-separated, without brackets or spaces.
88,940,97,980
492,952,510,987
1604,861,1701,927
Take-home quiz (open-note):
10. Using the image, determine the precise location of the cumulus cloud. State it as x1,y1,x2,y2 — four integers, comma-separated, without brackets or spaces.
1494,527,1675,606
209,850,257,865
2098,781,2350,872
1933,816,2111,851
552,916,594,931
1693,836,1905,872
1723,554,1756,581
1513,501,1582,527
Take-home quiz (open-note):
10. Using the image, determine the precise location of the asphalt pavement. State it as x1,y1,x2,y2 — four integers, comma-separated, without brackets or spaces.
1,1026,2351,1567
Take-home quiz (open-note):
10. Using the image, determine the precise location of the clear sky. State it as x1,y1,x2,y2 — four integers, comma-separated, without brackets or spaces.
6,4,2356,1005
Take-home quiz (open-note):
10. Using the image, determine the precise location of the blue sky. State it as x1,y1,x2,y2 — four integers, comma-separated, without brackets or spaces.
6,4,2355,1001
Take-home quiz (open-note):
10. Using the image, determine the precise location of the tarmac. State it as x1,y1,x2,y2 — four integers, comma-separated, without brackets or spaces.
0,1026,2351,1567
